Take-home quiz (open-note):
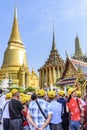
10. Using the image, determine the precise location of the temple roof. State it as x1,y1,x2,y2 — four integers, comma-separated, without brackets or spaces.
71,58,87,74
56,74,87,86
56,77,76,86
8,6,23,45
57,57,87,86
39,31,64,70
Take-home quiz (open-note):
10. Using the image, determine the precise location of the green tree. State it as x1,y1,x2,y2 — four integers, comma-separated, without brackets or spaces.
25,86,36,93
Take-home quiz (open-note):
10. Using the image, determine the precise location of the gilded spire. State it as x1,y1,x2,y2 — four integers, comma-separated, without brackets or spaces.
52,21,56,50
41,21,64,67
72,33,83,61
75,33,83,57
8,5,22,44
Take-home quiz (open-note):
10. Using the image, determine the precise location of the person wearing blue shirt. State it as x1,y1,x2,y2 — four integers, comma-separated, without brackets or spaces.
27,89,52,130
47,90,62,130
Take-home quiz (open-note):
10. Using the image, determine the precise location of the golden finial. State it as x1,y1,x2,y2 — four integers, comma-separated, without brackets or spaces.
52,20,56,50
65,50,68,57
8,5,22,44
76,32,78,37
53,20,55,33
14,3,17,18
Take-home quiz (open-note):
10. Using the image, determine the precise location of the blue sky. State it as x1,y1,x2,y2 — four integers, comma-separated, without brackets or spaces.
0,0,87,75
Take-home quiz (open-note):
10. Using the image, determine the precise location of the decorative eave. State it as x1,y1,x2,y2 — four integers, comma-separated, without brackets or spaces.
56,77,76,86
62,56,77,78
56,73,87,86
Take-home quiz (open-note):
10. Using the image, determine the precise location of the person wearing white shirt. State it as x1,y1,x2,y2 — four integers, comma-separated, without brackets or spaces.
2,92,12,130
0,89,5,124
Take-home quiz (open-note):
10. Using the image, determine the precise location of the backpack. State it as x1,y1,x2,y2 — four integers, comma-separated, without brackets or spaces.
59,101,69,130
83,105,87,129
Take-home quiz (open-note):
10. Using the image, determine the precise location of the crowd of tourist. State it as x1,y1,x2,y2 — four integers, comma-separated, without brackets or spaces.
0,87,87,130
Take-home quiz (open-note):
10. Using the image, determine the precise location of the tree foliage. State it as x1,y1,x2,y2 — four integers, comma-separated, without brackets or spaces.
25,86,36,93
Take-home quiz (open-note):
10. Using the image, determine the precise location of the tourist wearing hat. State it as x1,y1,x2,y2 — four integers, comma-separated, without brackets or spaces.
76,91,86,106
47,90,62,130
21,95,30,130
66,88,82,130
2,92,12,130
57,90,69,130
0,89,5,124
9,89,24,130
31,93,37,101
83,94,87,130
27,89,52,130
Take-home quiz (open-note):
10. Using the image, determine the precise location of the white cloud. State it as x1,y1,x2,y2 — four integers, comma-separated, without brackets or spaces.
61,7,75,21
29,0,87,33
77,0,87,16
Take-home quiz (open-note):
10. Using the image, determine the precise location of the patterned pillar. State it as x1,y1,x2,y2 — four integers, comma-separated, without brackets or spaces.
57,66,60,79
25,72,29,88
39,70,42,88
53,66,56,85
46,68,48,87
42,69,44,88
49,67,52,87
20,72,25,88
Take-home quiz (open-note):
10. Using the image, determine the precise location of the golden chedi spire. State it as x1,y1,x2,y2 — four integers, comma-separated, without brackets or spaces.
0,6,39,88
8,6,22,45
2,6,28,67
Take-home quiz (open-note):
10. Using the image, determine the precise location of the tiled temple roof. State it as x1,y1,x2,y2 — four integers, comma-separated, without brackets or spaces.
57,77,76,86
71,59,87,74
56,58,87,86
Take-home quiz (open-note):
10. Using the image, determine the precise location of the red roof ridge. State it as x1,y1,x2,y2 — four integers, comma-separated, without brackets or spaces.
71,58,87,66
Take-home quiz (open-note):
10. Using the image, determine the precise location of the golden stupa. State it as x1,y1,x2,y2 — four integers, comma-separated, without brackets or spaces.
0,7,39,88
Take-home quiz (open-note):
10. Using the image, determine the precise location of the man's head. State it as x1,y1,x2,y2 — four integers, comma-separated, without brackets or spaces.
31,93,37,100
47,90,56,99
6,92,12,100
10,89,20,99
37,89,46,98
58,90,65,97
68,88,76,97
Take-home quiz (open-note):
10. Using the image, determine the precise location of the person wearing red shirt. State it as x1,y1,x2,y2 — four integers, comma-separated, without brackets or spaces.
83,94,87,130
21,96,30,130
66,88,82,130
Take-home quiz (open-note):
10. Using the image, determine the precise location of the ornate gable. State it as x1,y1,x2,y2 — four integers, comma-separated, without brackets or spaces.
62,56,77,78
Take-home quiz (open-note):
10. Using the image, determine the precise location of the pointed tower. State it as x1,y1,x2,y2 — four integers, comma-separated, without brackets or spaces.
38,26,64,88
72,34,83,60
2,6,28,67
8,6,22,45
0,7,39,88
52,25,56,50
